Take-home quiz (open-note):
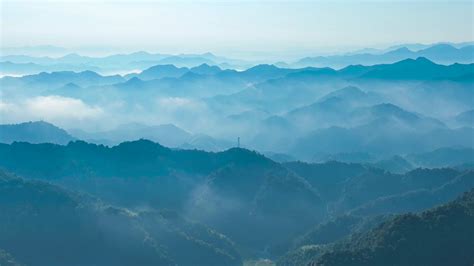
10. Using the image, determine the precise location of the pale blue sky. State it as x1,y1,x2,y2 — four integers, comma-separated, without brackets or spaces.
1,0,473,57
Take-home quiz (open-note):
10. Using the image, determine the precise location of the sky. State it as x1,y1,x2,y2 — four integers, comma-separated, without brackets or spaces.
1,0,473,58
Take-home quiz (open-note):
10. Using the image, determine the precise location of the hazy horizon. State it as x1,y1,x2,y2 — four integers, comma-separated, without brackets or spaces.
1,0,473,59
1,40,474,59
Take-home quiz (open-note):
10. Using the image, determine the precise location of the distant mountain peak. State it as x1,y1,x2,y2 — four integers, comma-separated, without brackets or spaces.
130,51,152,56
123,76,143,85
202,52,216,58
62,82,80,89
190,63,221,75
61,53,82,58
113,138,170,152
127,64,188,80
395,57,434,65
79,70,101,77
246,64,280,72
147,64,181,70
386,47,413,55
329,86,365,97
414,56,434,63
393,47,411,52
424,43,457,51
368,103,422,123
180,71,202,79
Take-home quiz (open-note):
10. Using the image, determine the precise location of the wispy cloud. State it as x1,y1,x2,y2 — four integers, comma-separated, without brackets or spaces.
0,96,104,127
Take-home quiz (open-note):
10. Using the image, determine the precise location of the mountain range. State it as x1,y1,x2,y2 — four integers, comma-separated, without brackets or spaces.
0,52,249,76
293,44,474,68
2,43,473,76
0,139,473,261
2,36,474,266
2,117,473,168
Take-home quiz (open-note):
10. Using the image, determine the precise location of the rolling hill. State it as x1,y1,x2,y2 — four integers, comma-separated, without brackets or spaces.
0,170,241,266
310,189,474,266
0,121,75,144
